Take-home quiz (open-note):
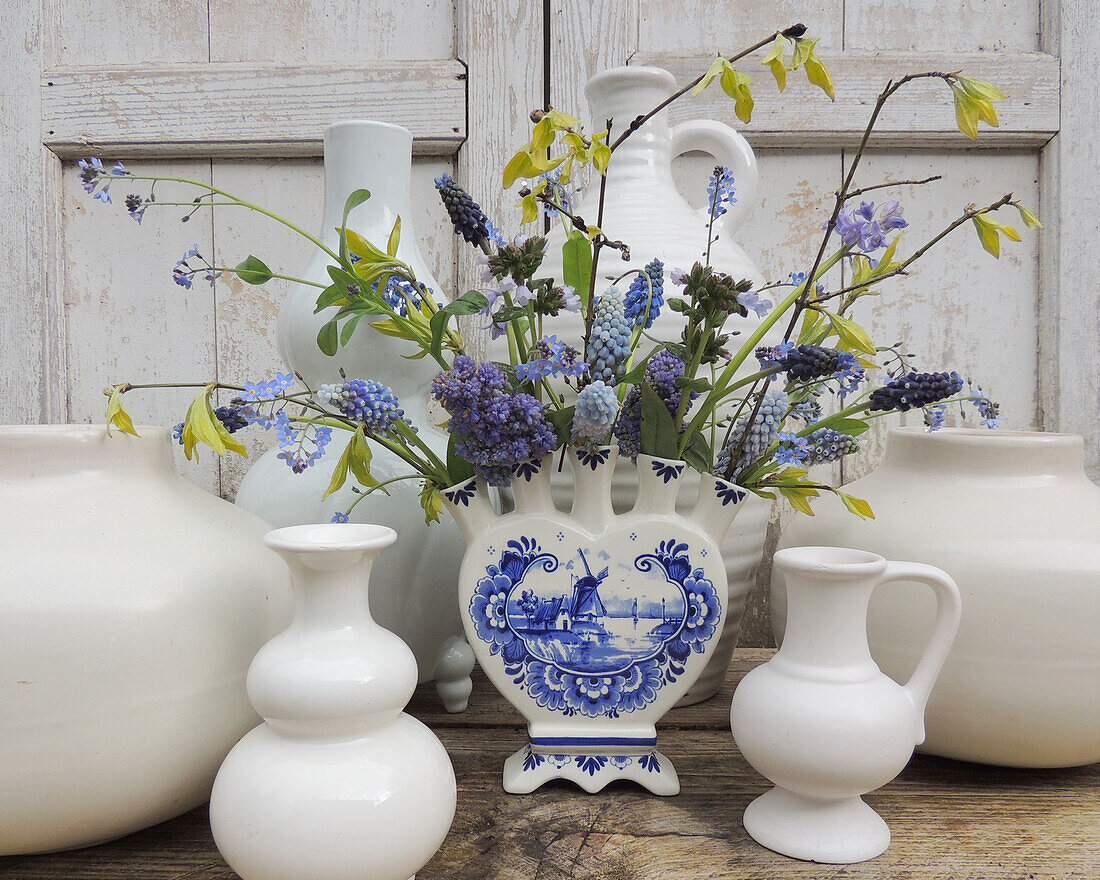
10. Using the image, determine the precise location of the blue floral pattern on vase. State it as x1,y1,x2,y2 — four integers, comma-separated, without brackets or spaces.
715,481,747,507
651,459,685,483
444,478,478,507
576,447,611,470
519,746,662,775
468,536,722,717
514,459,542,482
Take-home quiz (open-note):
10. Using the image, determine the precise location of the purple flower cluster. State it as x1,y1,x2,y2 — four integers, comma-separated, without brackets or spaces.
586,287,633,383
834,200,908,256
572,380,619,446
277,422,333,474
319,379,404,434
614,350,695,461
774,431,810,465
868,371,964,412
757,343,864,398
716,389,789,477
77,158,126,203
707,165,737,221
624,258,665,329
514,336,588,384
431,356,557,487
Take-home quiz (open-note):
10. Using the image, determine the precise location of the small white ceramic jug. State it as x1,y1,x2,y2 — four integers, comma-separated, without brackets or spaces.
730,546,961,864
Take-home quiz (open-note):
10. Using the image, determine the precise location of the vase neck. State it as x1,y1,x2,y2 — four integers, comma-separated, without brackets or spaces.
586,67,676,187
0,425,177,481
882,428,1086,479
318,122,414,247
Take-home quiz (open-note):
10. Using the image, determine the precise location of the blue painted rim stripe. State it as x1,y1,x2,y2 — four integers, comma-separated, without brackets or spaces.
529,736,658,747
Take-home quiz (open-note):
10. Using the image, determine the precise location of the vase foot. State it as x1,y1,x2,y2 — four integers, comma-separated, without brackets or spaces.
742,786,890,863
433,636,475,713
502,744,679,796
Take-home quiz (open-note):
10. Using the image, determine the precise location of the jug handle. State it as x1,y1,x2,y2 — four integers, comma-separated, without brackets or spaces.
669,119,758,234
874,561,962,745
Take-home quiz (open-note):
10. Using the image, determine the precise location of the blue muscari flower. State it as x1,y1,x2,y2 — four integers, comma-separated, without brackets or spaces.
319,379,404,433
924,404,947,432
331,512,351,523
804,427,861,463
586,287,632,384
375,276,435,317
707,165,737,220
514,336,587,384
775,431,809,465
789,398,823,423
240,372,294,402
716,389,789,476
614,350,696,461
572,380,619,445
869,370,964,413
756,341,795,371
431,356,557,487
624,258,665,329
435,173,491,245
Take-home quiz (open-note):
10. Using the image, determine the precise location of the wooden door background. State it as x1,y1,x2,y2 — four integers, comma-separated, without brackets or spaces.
4,0,1095,644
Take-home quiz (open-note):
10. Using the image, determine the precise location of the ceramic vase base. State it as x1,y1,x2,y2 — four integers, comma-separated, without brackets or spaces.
743,787,890,864
503,744,679,796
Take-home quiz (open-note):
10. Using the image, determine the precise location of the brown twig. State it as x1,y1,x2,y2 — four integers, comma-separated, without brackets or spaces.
844,175,943,200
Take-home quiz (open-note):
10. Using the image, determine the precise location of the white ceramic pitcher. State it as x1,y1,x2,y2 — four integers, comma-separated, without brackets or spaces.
731,546,961,864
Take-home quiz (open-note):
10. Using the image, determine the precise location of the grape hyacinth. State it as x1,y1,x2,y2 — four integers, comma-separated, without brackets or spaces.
572,380,620,446
803,427,861,464
435,174,490,245
586,287,633,383
707,165,737,220
375,276,436,317
868,371,964,412
614,350,696,461
716,389,790,477
319,379,404,434
431,356,557,487
514,336,588,384
623,258,665,329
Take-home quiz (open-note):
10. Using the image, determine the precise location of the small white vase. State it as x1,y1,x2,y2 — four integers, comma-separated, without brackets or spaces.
732,546,961,864
773,427,1100,767
0,425,291,855
210,523,456,880
235,120,474,713
444,449,748,795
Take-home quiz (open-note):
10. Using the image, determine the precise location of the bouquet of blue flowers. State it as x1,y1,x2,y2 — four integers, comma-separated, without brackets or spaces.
95,22,1036,522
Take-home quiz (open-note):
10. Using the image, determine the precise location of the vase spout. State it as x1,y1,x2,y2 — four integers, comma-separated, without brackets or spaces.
441,477,495,542
691,474,749,543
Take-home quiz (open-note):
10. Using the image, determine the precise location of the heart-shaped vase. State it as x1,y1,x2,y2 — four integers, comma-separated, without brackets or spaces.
443,447,747,795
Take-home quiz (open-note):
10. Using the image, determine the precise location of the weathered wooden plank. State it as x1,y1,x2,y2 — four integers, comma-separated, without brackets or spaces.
637,1,845,53
41,61,467,159
633,50,1059,148
1038,3,1100,480
549,0,638,121
845,0,1040,52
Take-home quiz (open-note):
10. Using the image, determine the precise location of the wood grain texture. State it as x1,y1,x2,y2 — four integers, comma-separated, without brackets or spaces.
1037,2,1100,479
637,0,844,52
549,0,638,123
4,656,1096,880
634,50,1059,148
42,61,466,159
845,0,1040,52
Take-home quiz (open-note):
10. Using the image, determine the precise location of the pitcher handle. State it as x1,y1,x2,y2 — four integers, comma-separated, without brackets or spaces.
669,119,758,233
874,561,962,745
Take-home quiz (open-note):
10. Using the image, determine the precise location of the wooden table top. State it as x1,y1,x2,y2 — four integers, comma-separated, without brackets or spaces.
2,649,1097,880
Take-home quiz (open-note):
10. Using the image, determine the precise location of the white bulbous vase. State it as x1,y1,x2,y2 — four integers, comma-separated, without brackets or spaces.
0,425,292,855
210,523,456,880
235,120,474,713
773,427,1100,768
732,546,961,864
443,449,749,795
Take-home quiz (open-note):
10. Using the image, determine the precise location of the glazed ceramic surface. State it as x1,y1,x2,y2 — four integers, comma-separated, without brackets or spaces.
0,426,291,855
234,120,473,712
210,523,456,880
444,449,748,795
733,547,961,864
773,428,1100,768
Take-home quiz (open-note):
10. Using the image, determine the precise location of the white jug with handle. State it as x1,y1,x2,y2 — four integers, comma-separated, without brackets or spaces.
541,65,764,305
731,546,962,864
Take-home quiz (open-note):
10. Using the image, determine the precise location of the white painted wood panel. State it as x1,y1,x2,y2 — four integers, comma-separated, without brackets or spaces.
845,0,1040,52
42,62,467,159
637,1,844,52
550,0,638,122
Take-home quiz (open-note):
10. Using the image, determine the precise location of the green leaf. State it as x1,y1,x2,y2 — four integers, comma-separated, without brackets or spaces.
826,311,877,355
693,55,727,96
957,76,1006,127
592,143,612,175
675,375,711,393
180,385,246,462
952,86,981,140
105,386,140,437
804,48,835,101
545,406,576,446
682,431,713,473
761,33,789,90
446,431,476,485
349,428,383,491
339,313,365,347
339,189,371,264
420,481,444,525
838,491,875,519
827,417,871,436
720,66,754,123
562,231,593,310
790,37,815,70
1016,203,1043,230
233,255,273,285
971,214,1002,258
503,150,544,188
344,228,392,265
779,485,816,516
386,216,401,257
317,319,340,356
639,383,679,459
323,435,355,499
429,290,490,358
314,284,348,313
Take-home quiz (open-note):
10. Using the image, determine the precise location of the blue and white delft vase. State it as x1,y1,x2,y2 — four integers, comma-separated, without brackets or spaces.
442,448,748,796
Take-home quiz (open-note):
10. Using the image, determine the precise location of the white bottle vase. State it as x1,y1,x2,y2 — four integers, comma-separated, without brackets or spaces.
541,66,763,297
210,523,457,880
443,449,749,795
235,121,474,713
0,425,291,855
773,427,1100,767
732,547,961,864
